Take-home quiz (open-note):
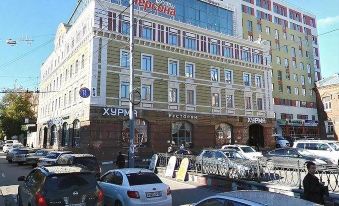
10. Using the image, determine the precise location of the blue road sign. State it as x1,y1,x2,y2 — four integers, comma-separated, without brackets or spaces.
79,87,90,98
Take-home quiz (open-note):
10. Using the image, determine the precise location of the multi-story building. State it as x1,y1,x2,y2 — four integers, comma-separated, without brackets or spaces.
315,74,339,140
239,0,320,138
37,0,275,158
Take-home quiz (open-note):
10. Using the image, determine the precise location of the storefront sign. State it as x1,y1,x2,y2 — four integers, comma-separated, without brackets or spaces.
134,0,176,16
169,113,198,120
277,119,287,125
247,117,266,124
304,120,318,126
103,107,138,117
289,120,303,126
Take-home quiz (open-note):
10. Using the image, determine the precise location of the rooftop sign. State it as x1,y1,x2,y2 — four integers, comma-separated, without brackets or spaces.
134,0,176,16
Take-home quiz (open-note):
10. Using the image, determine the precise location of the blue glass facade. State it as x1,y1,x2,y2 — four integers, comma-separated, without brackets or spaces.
111,0,234,36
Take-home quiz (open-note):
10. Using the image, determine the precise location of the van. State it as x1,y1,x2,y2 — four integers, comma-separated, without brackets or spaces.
293,140,339,165
273,134,290,148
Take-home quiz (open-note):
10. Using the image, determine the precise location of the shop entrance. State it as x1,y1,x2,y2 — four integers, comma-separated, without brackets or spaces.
43,127,48,148
248,124,264,148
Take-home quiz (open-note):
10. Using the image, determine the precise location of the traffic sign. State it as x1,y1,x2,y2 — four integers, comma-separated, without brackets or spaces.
79,87,90,98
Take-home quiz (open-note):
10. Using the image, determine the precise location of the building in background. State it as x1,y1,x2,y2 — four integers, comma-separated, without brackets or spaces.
315,73,339,140
239,0,320,138
37,0,275,159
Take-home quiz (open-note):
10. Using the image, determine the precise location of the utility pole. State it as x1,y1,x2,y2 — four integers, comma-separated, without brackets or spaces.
128,0,135,168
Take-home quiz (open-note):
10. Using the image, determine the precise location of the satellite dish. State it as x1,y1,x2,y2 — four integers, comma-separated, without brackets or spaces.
6,39,17,46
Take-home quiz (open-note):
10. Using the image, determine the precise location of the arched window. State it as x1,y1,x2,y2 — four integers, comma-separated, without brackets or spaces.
121,119,149,147
61,122,69,147
81,55,85,69
215,123,233,146
50,125,57,146
72,120,80,148
171,122,192,147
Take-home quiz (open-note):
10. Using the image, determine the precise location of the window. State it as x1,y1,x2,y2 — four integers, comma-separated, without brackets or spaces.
184,35,196,50
72,120,80,147
295,87,299,95
61,123,69,147
241,50,250,62
120,82,129,99
75,60,79,73
171,122,192,147
185,63,194,78
81,55,85,69
215,123,233,146
307,64,311,73
243,73,251,86
292,60,296,69
287,86,291,94
291,47,296,57
168,31,178,46
274,29,279,39
141,54,152,72
141,22,152,40
276,56,281,65
169,88,178,103
323,97,332,110
257,23,262,32
293,73,298,81
187,90,195,105
122,119,148,146
120,50,129,68
247,20,253,31
277,71,282,80
290,34,295,41
257,98,263,110
278,84,283,92
301,75,305,85
212,93,220,107
141,84,152,101
266,26,270,34
73,88,78,103
308,77,312,84
121,17,130,35
211,68,219,82
245,97,252,109
223,46,233,58
50,125,57,146
225,70,233,84
255,75,262,88
302,88,306,96
284,58,289,68
168,59,179,76
226,95,233,108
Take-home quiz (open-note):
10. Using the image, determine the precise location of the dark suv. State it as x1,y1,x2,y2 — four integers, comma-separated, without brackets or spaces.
56,154,101,178
17,166,104,206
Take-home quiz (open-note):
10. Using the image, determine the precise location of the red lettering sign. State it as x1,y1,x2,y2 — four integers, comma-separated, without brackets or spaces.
134,0,176,16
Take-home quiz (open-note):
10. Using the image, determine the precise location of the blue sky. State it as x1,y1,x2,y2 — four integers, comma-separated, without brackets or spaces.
0,0,338,91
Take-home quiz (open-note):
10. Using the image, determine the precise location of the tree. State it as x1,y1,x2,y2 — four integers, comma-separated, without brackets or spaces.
0,92,36,139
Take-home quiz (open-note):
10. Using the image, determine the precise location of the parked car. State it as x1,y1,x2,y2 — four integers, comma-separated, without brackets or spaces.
193,190,318,206
221,145,263,160
98,168,172,206
56,154,101,178
6,148,23,163
173,149,193,155
264,148,335,169
37,151,72,166
196,149,259,177
293,140,339,165
3,142,23,153
12,148,34,165
273,135,290,148
25,149,51,167
17,166,104,206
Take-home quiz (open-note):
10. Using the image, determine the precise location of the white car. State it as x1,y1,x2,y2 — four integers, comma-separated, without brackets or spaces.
37,151,72,166
98,168,172,206
3,142,23,153
221,145,263,160
193,190,317,206
273,135,290,148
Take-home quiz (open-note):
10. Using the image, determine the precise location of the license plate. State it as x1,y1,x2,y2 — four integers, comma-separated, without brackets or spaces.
146,191,162,198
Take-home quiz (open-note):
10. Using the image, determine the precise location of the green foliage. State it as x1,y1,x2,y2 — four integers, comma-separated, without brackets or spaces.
0,92,36,138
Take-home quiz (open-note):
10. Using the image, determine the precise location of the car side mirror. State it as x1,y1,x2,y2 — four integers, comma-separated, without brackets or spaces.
17,176,25,181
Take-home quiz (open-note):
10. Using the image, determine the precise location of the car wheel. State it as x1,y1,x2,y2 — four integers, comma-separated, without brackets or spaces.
114,200,122,206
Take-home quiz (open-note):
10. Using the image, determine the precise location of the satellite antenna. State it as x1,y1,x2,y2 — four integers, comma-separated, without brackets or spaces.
6,39,17,46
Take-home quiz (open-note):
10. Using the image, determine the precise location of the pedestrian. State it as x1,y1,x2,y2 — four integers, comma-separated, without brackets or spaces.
303,161,329,204
115,151,125,169
180,144,185,150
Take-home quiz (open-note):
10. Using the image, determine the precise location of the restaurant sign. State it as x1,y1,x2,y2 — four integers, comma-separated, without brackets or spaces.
103,107,138,117
248,117,266,124
134,0,176,16
169,113,198,120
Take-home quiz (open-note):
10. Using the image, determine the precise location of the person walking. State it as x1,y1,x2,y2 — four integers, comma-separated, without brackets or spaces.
116,151,125,169
303,161,329,204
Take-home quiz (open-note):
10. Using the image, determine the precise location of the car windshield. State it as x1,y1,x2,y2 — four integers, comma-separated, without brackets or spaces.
17,150,29,154
328,143,339,151
74,157,98,170
45,173,96,190
241,146,256,153
45,152,60,159
35,150,48,156
222,151,245,159
126,172,162,186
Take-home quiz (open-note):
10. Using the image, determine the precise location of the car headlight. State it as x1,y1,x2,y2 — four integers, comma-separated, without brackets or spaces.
315,159,327,165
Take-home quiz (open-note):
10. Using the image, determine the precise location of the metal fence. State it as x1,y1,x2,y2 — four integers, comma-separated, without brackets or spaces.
157,153,339,192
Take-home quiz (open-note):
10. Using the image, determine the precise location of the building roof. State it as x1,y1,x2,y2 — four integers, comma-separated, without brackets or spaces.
317,73,339,87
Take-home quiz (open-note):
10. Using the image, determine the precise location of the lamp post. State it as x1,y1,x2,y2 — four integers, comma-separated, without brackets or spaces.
128,0,135,168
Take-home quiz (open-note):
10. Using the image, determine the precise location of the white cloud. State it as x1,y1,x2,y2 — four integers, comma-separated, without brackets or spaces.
318,16,339,27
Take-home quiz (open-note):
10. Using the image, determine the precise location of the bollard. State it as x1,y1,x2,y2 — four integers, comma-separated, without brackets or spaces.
298,160,302,189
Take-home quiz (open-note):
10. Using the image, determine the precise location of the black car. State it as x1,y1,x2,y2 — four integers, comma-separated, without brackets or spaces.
25,149,50,167
264,148,334,168
56,154,101,178
17,166,104,206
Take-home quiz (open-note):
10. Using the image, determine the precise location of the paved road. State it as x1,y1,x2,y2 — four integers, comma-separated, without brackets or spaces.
0,152,32,206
